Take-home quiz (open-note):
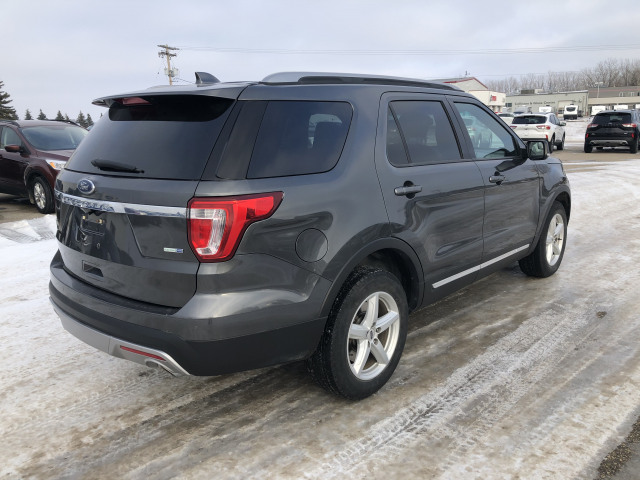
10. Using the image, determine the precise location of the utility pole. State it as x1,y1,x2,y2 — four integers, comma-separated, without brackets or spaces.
158,44,179,85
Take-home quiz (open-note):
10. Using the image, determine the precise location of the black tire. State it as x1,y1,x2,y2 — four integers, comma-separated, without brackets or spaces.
548,137,554,153
519,202,567,278
584,143,593,153
556,134,565,151
30,176,54,214
631,136,638,154
307,267,408,400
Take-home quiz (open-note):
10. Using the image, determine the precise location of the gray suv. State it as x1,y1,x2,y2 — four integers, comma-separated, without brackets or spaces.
49,72,571,399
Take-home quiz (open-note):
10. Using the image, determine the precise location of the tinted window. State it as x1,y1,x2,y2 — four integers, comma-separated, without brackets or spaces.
512,115,546,125
454,103,518,159
593,113,632,125
387,101,461,166
21,125,87,150
247,101,352,179
65,95,234,180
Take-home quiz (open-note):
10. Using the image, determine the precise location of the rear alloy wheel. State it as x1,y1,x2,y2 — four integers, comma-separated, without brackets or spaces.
584,142,593,153
631,136,639,154
30,176,54,214
307,267,408,400
556,134,565,151
548,136,555,152
519,201,567,278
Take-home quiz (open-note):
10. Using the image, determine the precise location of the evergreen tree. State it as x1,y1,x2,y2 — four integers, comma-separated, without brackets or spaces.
64,114,70,122
37,109,47,120
55,110,64,121
24,109,33,120
76,111,87,128
86,113,94,128
0,80,18,120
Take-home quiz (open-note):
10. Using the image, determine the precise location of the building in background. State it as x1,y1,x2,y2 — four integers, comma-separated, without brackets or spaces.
433,77,506,112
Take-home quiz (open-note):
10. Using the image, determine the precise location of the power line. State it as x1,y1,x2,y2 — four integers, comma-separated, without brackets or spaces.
175,43,640,56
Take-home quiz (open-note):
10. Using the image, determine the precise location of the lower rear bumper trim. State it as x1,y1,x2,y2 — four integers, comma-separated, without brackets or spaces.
51,299,190,376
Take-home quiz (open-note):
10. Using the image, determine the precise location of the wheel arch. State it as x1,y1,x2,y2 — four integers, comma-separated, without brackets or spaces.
320,238,424,319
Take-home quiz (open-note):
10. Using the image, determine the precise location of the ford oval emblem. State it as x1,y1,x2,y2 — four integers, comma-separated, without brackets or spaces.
77,179,96,195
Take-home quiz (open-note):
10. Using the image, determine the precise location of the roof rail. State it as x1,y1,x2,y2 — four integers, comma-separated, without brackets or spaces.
261,72,461,91
0,119,20,126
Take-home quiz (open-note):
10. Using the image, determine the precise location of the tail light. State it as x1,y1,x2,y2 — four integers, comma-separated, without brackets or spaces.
536,125,551,130
622,123,637,128
188,192,283,262
587,123,597,129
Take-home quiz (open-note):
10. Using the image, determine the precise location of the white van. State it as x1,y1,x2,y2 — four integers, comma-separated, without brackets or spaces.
563,105,578,120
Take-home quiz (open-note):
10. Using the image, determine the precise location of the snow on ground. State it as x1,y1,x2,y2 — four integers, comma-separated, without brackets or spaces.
2,159,640,479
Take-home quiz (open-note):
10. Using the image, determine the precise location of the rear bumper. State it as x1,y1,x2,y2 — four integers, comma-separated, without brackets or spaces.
50,250,330,375
586,137,632,147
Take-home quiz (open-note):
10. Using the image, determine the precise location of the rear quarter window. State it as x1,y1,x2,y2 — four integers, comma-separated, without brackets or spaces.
246,101,352,179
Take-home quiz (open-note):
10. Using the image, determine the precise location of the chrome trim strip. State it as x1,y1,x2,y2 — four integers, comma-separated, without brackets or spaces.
55,191,187,218
51,299,190,376
432,245,530,289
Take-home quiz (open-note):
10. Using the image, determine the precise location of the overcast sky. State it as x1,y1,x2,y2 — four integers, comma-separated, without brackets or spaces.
3,0,640,121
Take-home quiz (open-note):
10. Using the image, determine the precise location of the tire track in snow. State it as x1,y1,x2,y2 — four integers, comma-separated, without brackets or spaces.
307,301,599,479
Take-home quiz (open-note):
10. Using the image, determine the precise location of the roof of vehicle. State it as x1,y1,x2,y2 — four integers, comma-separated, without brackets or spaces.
595,109,636,114
0,119,82,128
92,71,463,107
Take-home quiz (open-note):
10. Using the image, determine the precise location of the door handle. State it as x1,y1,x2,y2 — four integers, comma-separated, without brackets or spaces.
489,175,505,184
394,185,422,196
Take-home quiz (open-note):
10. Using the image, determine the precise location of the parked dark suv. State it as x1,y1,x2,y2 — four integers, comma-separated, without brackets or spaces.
584,109,640,153
0,119,88,213
49,72,571,399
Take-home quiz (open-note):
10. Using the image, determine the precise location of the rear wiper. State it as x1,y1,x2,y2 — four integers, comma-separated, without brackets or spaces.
91,159,145,174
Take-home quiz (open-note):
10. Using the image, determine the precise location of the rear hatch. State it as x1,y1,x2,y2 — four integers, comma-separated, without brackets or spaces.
510,115,548,138
55,92,238,308
588,112,634,138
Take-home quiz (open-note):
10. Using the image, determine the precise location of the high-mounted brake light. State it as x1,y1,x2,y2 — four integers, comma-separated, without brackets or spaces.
188,192,283,262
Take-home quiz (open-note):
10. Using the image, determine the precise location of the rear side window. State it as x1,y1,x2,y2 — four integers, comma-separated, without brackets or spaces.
246,101,352,179
65,95,234,180
512,115,546,125
593,113,632,125
386,100,461,166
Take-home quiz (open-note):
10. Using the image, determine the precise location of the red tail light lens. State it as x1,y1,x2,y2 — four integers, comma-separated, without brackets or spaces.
188,192,283,262
622,123,637,128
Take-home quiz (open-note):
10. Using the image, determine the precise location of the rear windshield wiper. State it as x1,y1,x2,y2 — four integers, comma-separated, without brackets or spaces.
91,159,145,174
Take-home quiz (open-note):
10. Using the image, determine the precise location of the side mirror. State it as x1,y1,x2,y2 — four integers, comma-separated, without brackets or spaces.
559,121,566,126
4,144,23,153
526,140,548,160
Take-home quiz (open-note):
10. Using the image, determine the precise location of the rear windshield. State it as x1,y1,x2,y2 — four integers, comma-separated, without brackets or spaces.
512,115,546,125
593,113,632,125
21,125,87,150
65,95,234,180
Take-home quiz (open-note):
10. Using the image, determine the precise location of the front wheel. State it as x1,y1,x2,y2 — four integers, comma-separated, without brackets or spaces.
519,202,567,278
307,268,408,400
30,176,54,214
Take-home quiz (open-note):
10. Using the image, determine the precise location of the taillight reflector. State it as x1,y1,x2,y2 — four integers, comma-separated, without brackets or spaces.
120,346,165,361
188,192,283,262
